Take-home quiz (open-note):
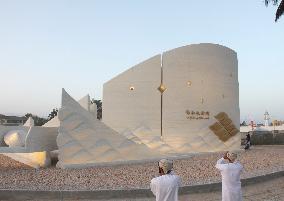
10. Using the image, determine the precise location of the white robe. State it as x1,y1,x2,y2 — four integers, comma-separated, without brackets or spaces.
150,172,182,201
216,157,243,201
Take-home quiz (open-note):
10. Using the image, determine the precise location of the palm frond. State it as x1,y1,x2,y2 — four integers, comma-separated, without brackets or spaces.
275,0,284,21
265,0,279,6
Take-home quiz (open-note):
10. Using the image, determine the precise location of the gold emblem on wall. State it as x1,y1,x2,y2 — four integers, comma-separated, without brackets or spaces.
157,84,167,93
209,112,239,142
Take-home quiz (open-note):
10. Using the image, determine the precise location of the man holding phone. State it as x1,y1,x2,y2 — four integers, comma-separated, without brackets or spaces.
216,151,243,201
150,159,182,201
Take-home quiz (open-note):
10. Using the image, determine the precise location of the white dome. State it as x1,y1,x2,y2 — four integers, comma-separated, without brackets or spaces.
4,130,27,147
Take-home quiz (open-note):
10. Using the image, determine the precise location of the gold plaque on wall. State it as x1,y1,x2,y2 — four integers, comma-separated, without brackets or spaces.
209,112,239,142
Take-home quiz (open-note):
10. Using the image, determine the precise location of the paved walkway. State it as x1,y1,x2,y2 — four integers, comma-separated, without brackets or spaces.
95,176,284,201
1,176,282,201
85,176,284,201
180,176,284,201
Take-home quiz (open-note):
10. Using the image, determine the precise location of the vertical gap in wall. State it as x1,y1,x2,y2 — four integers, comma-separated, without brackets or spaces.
160,53,163,139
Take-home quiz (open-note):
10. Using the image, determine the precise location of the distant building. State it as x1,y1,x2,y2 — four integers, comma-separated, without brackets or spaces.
264,111,270,127
273,120,284,126
0,114,25,126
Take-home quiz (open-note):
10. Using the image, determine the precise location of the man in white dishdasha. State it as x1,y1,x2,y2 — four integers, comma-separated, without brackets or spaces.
150,159,181,201
216,151,243,201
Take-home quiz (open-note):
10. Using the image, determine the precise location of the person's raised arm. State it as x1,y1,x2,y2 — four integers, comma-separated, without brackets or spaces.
215,152,228,171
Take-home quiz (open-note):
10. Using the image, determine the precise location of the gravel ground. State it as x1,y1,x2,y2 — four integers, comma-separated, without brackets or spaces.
0,145,283,191
92,176,284,201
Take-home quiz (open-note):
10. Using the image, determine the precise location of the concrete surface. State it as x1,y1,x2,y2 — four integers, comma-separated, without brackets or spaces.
0,171,282,201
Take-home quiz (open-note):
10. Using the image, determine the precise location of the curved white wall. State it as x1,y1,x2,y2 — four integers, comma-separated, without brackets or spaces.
103,55,161,135
162,44,240,152
103,43,240,153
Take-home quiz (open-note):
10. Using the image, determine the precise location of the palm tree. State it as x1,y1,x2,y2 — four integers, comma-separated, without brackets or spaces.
265,0,284,21
47,108,58,120
91,99,102,120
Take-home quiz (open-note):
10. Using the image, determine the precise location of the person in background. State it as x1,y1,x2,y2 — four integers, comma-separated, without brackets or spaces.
216,151,243,201
244,133,251,150
150,159,182,201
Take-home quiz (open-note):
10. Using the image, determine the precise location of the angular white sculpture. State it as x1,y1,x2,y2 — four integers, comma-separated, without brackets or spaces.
131,126,175,154
79,94,98,118
78,94,91,112
42,116,60,127
0,125,56,169
120,127,174,154
1,126,57,151
4,130,27,147
43,94,95,127
103,43,241,153
23,117,34,127
25,127,58,152
56,89,161,168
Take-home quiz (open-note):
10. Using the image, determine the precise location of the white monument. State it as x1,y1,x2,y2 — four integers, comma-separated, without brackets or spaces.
0,43,241,168
103,43,240,153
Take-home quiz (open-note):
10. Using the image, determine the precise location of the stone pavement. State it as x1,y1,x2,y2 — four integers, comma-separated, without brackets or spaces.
1,176,282,201
95,176,284,201
180,176,284,201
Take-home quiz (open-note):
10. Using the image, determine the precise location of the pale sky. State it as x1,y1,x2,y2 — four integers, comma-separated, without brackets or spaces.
0,0,283,123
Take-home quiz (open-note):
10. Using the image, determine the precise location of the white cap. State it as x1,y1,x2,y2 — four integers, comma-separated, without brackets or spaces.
159,159,173,173
227,152,237,161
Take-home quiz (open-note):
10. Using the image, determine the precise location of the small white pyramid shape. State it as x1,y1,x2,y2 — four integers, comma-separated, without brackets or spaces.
42,116,60,127
43,94,92,128
24,117,34,127
78,94,91,111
